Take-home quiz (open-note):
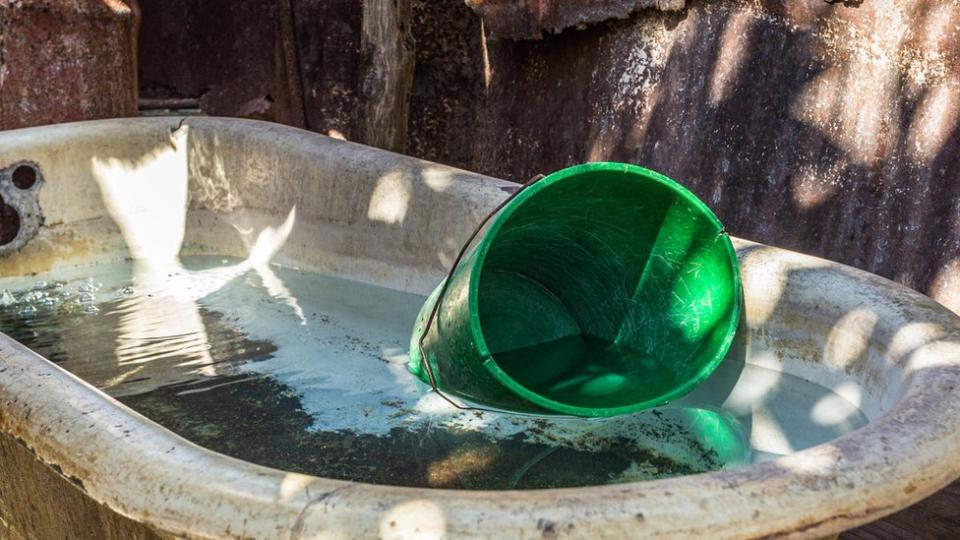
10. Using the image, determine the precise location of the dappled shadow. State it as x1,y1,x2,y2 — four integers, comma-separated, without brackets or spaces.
0,104,958,536
470,0,960,318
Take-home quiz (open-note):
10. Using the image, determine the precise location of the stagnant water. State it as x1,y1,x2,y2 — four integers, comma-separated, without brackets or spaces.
0,257,867,489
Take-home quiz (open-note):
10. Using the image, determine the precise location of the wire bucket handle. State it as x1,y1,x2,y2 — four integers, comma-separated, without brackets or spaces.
415,173,545,413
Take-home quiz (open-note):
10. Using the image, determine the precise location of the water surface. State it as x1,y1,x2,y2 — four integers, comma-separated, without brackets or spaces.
0,257,866,488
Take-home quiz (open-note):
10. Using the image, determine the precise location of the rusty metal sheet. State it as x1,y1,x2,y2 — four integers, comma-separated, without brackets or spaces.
458,0,960,314
466,0,685,39
0,0,139,129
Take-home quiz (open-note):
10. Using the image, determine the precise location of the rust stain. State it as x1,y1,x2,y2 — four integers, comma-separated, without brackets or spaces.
0,1,138,130
0,229,98,278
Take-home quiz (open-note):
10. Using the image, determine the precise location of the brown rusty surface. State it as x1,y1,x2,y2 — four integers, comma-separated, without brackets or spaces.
0,0,139,129
466,0,686,40
0,432,167,540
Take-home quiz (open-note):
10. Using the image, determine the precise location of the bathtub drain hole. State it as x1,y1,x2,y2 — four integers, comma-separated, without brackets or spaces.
12,165,37,190
0,195,21,245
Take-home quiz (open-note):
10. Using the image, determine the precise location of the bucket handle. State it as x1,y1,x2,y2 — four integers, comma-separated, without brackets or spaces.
416,173,546,413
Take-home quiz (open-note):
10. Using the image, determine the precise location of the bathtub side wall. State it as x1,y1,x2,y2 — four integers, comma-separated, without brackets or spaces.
0,117,514,294
0,119,186,277
183,117,515,293
0,432,167,540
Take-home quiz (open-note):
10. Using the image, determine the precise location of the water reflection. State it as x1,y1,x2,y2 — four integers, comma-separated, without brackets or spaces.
86,123,301,392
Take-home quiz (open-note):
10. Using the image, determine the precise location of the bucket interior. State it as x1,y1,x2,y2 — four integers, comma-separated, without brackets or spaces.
476,165,740,412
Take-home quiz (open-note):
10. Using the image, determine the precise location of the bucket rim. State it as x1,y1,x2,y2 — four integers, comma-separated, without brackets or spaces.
467,161,743,417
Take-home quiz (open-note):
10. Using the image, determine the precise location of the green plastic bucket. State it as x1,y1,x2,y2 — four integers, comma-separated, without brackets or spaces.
409,162,742,417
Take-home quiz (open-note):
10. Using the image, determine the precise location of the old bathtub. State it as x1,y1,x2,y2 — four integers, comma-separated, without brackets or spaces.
0,117,958,539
